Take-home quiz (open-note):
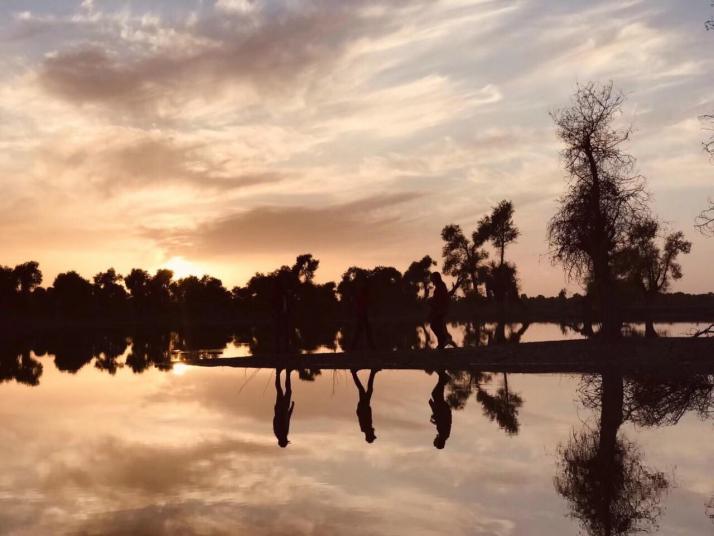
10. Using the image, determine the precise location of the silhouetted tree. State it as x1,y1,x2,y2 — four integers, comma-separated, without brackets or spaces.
477,200,519,267
52,271,94,317
403,255,436,302
149,269,174,311
615,219,692,337
292,253,320,283
0,266,17,310
483,261,520,305
697,111,714,234
13,261,42,295
93,268,128,316
172,275,231,318
338,265,406,315
548,82,649,338
441,224,489,296
700,13,714,233
124,268,151,312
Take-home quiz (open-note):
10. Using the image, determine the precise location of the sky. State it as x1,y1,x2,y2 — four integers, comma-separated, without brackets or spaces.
0,0,712,295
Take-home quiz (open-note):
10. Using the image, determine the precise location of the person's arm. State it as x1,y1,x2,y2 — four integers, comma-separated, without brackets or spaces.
289,401,295,415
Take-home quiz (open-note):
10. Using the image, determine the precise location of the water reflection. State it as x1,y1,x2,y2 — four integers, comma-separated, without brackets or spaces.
351,369,379,443
556,369,669,536
555,367,714,535
429,370,452,449
273,369,295,448
0,328,712,535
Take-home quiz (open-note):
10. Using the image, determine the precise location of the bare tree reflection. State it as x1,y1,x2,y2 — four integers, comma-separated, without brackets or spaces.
626,373,714,426
555,370,669,535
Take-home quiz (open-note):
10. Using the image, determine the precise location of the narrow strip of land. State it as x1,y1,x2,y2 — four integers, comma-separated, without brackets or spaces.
177,338,714,374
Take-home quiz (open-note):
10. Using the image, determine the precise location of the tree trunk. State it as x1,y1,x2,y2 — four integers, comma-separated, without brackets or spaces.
597,369,624,536
644,292,657,338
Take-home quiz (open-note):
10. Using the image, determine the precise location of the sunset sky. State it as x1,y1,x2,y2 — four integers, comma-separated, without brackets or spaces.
1,0,712,295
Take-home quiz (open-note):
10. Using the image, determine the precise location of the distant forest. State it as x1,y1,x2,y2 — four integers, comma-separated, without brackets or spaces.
2,81,714,328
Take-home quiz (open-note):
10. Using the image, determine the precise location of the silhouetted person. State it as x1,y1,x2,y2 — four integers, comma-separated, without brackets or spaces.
428,272,455,349
350,283,376,351
271,275,292,353
273,368,294,447
430,370,452,449
351,369,379,443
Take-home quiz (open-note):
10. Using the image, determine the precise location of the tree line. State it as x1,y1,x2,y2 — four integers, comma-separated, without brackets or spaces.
0,81,707,336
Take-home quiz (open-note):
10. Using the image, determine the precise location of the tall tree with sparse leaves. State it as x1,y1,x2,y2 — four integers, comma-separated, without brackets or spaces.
548,81,649,338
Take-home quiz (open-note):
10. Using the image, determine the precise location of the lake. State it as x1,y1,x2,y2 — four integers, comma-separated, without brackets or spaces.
0,322,712,535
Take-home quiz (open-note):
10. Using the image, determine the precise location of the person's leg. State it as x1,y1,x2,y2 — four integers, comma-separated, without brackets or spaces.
275,369,283,397
443,322,456,347
366,369,377,397
433,371,447,399
428,314,441,347
433,316,447,348
285,369,292,397
351,369,366,397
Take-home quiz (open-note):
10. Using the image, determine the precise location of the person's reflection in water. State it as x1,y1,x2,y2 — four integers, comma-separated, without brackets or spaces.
351,369,379,443
350,282,376,351
430,370,452,449
428,273,456,349
273,368,295,448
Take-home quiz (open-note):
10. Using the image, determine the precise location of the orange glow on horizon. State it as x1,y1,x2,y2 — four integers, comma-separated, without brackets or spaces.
161,256,204,280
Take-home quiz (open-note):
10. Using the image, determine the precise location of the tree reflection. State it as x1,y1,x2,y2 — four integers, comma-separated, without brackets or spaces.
125,330,174,373
443,368,523,436
476,377,523,436
93,331,129,375
625,372,713,426
555,370,669,535
0,337,42,386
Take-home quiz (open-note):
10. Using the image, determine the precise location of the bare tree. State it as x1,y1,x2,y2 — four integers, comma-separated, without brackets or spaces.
696,201,714,235
548,82,648,338
700,11,714,233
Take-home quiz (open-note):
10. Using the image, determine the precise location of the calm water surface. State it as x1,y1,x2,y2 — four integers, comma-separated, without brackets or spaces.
1,322,712,535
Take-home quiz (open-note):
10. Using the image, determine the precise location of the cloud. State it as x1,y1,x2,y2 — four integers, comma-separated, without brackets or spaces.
53,134,285,192
40,435,282,496
34,1,421,114
147,191,423,258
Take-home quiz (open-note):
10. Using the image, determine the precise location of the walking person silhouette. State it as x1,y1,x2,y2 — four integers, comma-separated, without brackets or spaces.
428,272,456,349
350,282,376,351
351,369,379,443
271,274,292,354
273,368,294,447
429,370,452,449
